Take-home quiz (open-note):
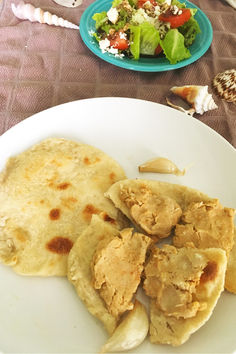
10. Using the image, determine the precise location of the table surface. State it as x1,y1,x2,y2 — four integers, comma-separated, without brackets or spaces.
0,0,235,147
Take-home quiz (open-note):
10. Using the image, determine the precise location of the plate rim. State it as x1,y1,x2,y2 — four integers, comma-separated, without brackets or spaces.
79,0,213,72
1,97,235,155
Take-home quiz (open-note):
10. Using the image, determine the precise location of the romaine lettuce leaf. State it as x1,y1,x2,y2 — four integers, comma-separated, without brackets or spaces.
92,12,108,30
178,16,201,47
190,8,197,16
139,22,160,56
92,8,128,34
129,25,141,59
160,28,191,64
112,0,123,7
171,0,186,8
129,0,138,6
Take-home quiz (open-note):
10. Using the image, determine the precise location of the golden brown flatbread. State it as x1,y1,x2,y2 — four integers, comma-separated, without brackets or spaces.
67,215,119,334
91,228,152,317
225,229,236,294
106,179,235,295
173,199,235,257
105,179,212,240
68,214,152,334
0,138,127,276
143,244,227,346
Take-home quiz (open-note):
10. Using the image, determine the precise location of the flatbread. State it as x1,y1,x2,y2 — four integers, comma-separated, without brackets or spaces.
0,138,128,276
225,229,236,294
67,215,119,334
105,179,212,239
173,199,235,257
105,179,235,294
91,228,152,317
144,245,227,346
68,214,152,334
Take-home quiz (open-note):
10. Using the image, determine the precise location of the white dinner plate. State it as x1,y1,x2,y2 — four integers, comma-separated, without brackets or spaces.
0,97,235,354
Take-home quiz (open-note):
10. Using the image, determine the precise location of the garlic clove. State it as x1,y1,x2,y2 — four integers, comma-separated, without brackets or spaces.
139,157,185,176
100,300,149,353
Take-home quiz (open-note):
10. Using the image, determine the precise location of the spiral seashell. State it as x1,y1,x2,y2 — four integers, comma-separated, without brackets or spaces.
11,1,79,30
212,69,236,104
170,85,218,115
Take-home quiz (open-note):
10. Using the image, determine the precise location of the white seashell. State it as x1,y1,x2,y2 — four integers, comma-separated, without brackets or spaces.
53,0,82,8
213,69,236,104
224,0,236,9
170,85,218,115
11,1,79,29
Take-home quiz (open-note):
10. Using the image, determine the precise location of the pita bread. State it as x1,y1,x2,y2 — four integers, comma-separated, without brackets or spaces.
0,138,127,276
144,244,227,346
67,215,119,334
105,179,212,240
225,229,236,294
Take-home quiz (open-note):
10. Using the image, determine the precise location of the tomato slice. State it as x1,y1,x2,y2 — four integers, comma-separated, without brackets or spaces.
109,31,129,50
159,8,191,28
137,0,157,8
154,44,163,56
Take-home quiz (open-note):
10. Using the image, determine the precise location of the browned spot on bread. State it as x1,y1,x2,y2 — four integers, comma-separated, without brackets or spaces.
57,182,71,190
40,200,44,204
200,261,218,283
82,204,100,221
14,228,28,242
84,157,101,165
103,213,116,225
109,172,116,183
49,208,61,220
46,237,73,254
84,157,90,165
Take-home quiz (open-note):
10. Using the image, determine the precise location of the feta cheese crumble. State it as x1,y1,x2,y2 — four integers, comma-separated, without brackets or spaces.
107,7,119,24
99,38,111,53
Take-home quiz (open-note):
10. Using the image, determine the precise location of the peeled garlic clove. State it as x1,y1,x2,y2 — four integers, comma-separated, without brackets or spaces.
213,69,236,103
170,85,218,115
139,157,185,176
100,300,149,353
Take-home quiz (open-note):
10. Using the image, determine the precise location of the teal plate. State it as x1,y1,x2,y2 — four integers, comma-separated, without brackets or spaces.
79,0,213,72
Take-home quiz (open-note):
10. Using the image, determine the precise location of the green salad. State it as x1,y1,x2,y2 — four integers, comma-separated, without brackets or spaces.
92,0,201,64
